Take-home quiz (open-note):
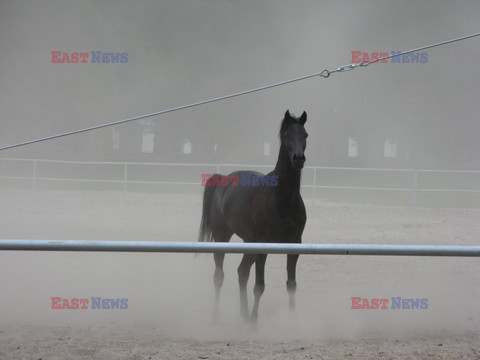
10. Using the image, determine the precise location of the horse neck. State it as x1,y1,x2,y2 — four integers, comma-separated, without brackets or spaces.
272,144,302,200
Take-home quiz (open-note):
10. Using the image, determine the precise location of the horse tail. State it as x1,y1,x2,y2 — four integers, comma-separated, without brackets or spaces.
198,174,221,242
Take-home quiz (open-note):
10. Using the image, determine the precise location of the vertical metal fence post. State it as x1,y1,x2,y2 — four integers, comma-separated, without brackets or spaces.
32,160,37,190
123,163,128,192
412,169,418,208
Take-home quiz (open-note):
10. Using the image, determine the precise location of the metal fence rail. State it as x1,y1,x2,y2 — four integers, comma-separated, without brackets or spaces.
1,240,480,257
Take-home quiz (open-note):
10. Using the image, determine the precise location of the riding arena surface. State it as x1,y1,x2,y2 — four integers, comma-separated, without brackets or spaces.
0,190,479,359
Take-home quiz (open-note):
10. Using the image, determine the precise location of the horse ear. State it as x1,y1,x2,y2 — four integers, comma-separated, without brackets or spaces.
285,110,291,120
299,111,307,125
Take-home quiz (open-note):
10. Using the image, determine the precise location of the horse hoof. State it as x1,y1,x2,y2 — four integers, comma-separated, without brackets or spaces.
248,316,258,331
212,310,220,324
240,310,250,322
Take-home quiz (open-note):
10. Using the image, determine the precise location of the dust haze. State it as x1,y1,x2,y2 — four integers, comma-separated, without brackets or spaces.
0,0,479,358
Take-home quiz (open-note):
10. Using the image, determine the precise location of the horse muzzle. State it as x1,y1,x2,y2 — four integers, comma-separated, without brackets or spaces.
292,153,306,169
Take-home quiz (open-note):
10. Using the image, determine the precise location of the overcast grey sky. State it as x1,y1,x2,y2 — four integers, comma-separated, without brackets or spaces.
0,0,479,164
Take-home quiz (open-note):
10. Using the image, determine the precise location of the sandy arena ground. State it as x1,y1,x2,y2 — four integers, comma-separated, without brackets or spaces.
0,190,479,359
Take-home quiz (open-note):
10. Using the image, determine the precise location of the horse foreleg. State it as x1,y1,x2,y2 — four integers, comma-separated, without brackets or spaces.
286,254,299,310
250,253,267,322
237,253,256,320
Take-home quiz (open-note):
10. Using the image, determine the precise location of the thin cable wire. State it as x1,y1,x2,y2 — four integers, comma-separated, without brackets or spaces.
0,70,329,151
1,32,479,151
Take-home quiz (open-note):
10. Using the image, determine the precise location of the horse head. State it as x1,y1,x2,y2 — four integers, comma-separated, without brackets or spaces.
280,110,308,170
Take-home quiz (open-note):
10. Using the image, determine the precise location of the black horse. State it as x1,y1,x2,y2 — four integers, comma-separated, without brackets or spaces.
198,110,308,323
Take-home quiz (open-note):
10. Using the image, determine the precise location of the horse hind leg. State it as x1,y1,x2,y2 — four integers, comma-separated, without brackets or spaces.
212,230,233,322
237,253,256,321
212,252,225,322
250,253,267,323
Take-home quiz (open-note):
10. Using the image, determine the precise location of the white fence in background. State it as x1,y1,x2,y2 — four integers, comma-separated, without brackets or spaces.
0,158,479,208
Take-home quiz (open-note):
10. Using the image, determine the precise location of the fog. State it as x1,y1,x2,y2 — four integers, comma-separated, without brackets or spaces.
1,0,479,168
0,1,479,358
